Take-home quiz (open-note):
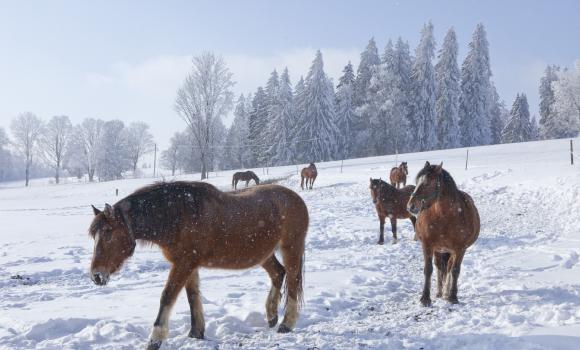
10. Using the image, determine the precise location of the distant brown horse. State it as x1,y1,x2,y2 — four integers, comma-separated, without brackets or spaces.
232,170,260,190
300,163,317,190
88,181,308,350
389,162,408,188
369,178,416,244
407,162,480,306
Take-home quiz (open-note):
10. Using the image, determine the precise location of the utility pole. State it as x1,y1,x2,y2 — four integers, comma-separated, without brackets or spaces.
571,139,574,165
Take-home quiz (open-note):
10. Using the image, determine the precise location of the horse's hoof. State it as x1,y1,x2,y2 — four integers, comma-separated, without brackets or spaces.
277,324,292,333
146,340,162,350
391,239,398,244
188,328,205,339
377,240,384,245
268,316,278,328
435,292,442,298
420,297,432,307
447,296,459,304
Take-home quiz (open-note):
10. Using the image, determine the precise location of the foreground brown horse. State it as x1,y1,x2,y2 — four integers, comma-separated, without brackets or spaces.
369,178,416,244
88,181,308,350
389,162,408,188
407,162,480,306
300,163,317,190
232,170,260,189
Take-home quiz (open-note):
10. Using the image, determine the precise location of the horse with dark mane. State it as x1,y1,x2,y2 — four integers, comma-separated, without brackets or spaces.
389,162,408,188
232,170,260,190
407,162,480,306
300,163,317,190
88,181,308,350
369,178,416,244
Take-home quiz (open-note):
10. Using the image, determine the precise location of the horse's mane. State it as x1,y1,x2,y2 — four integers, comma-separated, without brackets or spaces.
117,181,219,241
415,166,459,194
371,178,398,194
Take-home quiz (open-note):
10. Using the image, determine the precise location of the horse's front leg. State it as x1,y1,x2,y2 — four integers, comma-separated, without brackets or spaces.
447,250,465,304
378,215,385,245
185,269,205,339
147,263,196,350
390,217,398,244
420,246,433,307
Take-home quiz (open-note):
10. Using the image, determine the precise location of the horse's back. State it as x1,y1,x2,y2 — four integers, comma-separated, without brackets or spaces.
459,190,480,243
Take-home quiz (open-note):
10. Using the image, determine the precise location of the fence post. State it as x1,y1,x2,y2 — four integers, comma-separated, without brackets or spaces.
341,159,344,173
465,149,469,170
571,139,575,165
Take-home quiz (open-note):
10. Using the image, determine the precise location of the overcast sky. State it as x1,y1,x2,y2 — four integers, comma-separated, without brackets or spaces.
0,0,578,150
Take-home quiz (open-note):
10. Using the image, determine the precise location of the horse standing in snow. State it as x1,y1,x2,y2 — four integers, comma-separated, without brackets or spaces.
369,178,416,244
407,162,480,306
87,181,308,350
232,170,260,190
300,163,318,190
389,162,408,188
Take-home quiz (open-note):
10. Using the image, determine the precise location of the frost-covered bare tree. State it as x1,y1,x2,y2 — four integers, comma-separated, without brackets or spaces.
75,118,104,182
175,52,234,179
40,115,72,184
10,112,43,186
125,122,155,174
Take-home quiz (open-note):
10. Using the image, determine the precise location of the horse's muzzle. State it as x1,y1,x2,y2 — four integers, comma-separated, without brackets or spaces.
91,271,110,286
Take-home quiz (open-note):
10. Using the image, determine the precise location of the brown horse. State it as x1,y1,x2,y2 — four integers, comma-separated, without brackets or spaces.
300,163,317,190
389,162,408,188
88,181,308,350
369,178,416,244
232,170,260,190
407,162,480,307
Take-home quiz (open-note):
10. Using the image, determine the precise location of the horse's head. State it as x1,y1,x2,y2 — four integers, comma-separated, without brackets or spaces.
88,203,135,286
369,178,383,204
401,162,408,175
309,163,316,169
407,161,443,216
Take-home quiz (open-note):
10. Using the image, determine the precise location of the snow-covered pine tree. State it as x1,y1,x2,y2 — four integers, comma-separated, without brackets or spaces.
489,83,506,144
459,23,493,147
410,22,437,151
263,70,281,164
294,50,341,162
335,62,357,159
538,65,560,139
435,27,461,149
354,38,380,107
393,38,414,153
268,67,295,165
224,94,251,169
551,62,580,138
248,87,268,166
501,93,532,143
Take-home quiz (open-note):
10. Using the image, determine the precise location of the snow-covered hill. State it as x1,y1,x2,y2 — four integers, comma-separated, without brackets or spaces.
1,138,579,349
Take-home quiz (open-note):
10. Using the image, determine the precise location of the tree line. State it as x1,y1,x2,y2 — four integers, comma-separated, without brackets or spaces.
0,114,154,185
167,22,579,177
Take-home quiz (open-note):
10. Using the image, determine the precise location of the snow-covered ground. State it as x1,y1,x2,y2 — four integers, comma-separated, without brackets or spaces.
1,138,579,350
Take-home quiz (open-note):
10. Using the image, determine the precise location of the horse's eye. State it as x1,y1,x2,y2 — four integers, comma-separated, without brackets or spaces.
102,230,113,242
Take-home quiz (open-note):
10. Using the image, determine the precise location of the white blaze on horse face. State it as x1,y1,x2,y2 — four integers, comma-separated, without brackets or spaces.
412,175,427,197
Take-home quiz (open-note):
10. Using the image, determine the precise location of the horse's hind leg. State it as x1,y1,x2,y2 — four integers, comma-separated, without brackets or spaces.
300,176,304,190
278,240,305,333
262,255,285,327
446,250,465,304
147,263,195,350
434,252,449,298
410,217,418,241
310,176,316,189
185,269,205,339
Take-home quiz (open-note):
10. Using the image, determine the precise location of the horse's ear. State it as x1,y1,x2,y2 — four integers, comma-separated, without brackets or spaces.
103,203,115,220
435,162,443,174
91,205,101,216
424,161,430,168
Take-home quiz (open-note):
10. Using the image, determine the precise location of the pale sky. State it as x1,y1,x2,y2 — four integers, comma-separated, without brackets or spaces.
0,0,578,150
